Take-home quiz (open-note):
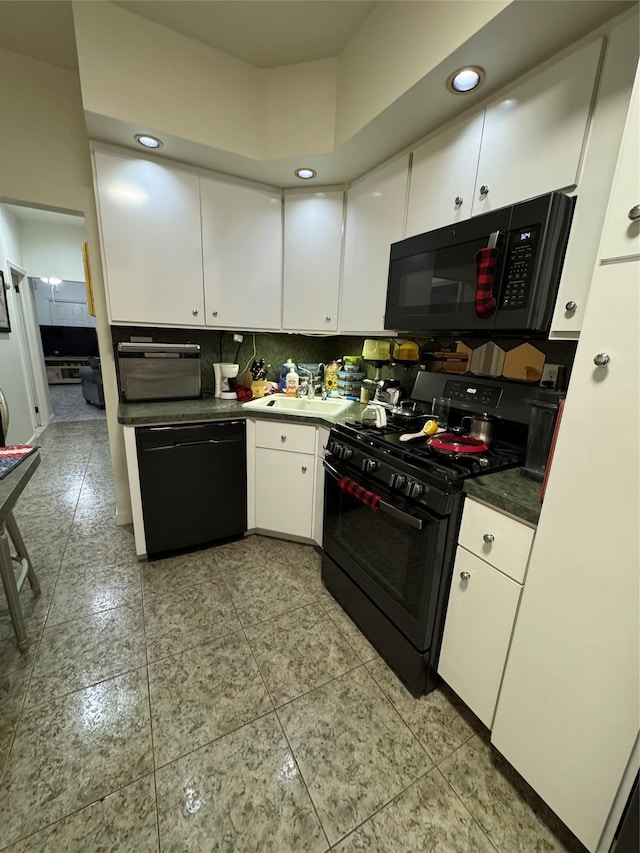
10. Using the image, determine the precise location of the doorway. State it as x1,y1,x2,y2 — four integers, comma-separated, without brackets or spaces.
9,264,49,429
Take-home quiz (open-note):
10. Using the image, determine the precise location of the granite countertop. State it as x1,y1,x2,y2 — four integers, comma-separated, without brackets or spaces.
464,467,542,526
118,396,367,428
118,397,541,525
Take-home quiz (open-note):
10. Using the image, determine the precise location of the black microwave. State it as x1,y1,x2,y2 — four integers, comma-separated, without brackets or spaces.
384,191,575,334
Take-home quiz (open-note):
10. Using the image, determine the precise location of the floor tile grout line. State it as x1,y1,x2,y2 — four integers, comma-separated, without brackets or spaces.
207,562,329,850
272,702,332,852
323,762,438,851
0,769,157,853
432,764,501,853
19,661,150,716
141,579,162,853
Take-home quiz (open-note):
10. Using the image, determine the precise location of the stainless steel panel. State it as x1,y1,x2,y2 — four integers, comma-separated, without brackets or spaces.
117,342,201,401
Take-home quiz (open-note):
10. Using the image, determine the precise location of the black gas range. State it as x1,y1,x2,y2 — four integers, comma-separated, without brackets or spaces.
321,372,542,696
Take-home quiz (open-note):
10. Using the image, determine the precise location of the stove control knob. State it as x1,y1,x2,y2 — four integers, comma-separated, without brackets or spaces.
405,481,424,499
341,446,353,461
389,473,407,490
361,458,378,474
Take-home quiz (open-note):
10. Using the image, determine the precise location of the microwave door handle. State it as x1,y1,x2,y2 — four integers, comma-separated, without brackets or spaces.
323,460,423,530
487,230,500,250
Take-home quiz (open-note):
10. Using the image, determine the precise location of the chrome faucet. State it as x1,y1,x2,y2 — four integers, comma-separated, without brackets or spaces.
298,364,325,400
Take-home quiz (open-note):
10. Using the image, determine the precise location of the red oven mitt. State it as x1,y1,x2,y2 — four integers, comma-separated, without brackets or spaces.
475,247,498,319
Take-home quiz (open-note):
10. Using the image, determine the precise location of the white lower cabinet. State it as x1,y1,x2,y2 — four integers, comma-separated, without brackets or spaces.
438,548,522,729
255,448,314,538
438,497,534,729
251,419,328,541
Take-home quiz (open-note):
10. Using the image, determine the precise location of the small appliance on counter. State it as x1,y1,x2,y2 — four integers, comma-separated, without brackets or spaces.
521,391,566,481
117,342,201,402
213,363,240,399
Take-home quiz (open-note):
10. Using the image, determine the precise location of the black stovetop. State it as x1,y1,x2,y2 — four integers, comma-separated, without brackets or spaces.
333,416,525,484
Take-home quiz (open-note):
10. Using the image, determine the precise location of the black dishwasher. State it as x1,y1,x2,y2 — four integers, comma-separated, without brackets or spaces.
136,420,247,557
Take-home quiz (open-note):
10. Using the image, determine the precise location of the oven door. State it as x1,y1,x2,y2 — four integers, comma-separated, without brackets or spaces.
323,461,450,650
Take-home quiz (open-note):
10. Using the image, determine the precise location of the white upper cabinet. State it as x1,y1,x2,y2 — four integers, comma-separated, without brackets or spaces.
599,62,640,262
201,176,282,331
94,150,204,327
406,114,484,237
341,155,410,335
283,190,344,332
473,38,603,213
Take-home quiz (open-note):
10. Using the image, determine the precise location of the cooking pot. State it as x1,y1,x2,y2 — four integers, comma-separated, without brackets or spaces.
427,432,490,457
461,413,494,445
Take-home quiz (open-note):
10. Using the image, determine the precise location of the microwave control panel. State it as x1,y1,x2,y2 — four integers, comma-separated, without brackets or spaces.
501,226,539,310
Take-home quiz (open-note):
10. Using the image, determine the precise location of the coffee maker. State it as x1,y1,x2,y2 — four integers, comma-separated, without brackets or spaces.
213,363,239,399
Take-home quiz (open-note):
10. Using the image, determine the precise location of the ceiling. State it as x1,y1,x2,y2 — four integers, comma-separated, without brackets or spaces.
0,0,636,188
114,1,378,68
0,0,377,71
0,1,78,69
3,204,85,228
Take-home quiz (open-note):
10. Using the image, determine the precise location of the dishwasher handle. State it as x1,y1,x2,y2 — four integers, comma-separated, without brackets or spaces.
144,437,243,452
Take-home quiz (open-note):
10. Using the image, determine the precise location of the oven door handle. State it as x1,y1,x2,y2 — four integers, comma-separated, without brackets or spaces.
323,461,423,531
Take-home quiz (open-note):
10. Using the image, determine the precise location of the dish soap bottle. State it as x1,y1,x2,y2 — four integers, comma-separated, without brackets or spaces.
279,358,296,392
285,365,299,397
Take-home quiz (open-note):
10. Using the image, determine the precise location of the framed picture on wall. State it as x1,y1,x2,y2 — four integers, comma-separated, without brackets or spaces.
0,270,10,333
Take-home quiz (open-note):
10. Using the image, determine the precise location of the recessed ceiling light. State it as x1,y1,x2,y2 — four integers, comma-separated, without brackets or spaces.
135,134,163,149
294,168,317,180
446,66,485,94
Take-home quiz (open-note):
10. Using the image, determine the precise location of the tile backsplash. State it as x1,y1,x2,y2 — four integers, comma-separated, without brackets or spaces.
111,327,577,398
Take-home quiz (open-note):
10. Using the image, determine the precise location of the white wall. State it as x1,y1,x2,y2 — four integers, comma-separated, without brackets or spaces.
19,219,86,281
0,206,37,444
0,46,130,522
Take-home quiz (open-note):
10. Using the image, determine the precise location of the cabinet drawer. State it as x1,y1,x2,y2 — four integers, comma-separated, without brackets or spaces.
438,548,522,728
459,499,534,583
255,420,316,454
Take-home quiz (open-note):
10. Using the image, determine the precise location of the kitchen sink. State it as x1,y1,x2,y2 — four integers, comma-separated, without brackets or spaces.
242,395,354,418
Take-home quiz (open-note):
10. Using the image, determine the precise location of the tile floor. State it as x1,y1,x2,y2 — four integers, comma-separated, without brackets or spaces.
0,420,587,852
49,385,106,423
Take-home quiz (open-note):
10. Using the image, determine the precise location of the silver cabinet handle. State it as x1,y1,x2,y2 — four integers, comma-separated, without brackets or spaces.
454,196,463,206
212,310,218,317
301,465,307,473
565,301,577,313
281,434,287,443
460,571,471,581
593,353,611,367
480,185,489,196
192,308,199,316
483,533,495,544
628,205,640,221
325,316,331,323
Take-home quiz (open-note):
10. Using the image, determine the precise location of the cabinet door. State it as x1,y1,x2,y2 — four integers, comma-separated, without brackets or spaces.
341,155,409,334
491,260,640,851
283,191,344,332
201,176,282,330
438,548,522,729
473,38,602,214
406,113,484,237
255,448,314,538
93,151,204,326
599,63,640,262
